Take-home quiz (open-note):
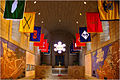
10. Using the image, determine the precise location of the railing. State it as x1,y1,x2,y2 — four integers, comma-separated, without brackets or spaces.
52,68,68,75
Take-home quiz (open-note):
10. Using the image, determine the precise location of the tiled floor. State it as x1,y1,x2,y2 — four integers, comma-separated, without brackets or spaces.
21,75,98,80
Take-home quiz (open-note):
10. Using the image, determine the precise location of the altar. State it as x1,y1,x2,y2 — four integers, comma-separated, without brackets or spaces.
35,65,85,79
53,62,67,75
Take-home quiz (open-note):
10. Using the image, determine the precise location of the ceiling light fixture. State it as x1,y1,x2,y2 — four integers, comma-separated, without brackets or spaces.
80,13,82,15
34,1,36,4
38,13,40,15
41,21,44,24
84,1,86,4
76,21,78,24
59,19,61,22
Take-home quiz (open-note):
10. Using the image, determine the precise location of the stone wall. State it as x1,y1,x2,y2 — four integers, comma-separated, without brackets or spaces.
0,1,40,78
85,21,119,79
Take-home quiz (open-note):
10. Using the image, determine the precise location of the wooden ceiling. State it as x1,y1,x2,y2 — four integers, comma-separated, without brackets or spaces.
25,1,98,36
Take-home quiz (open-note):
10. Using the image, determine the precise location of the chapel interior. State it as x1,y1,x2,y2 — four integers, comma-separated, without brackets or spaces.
0,0,120,79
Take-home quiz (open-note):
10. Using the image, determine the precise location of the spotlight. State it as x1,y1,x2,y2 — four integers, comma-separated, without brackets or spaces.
84,2,86,4
34,1,36,4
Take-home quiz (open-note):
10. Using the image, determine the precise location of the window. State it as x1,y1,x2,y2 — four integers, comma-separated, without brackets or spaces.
87,43,91,51
100,21,110,43
29,42,34,51
12,21,21,43
26,64,30,71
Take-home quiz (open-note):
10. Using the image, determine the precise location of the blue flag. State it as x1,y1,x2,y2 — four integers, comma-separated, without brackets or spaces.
44,45,50,55
79,27,91,42
70,43,80,54
30,27,41,41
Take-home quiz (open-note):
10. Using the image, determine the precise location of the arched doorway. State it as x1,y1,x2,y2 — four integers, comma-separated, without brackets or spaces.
55,53,65,66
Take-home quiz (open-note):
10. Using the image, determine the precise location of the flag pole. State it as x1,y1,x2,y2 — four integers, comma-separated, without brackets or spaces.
41,20,44,34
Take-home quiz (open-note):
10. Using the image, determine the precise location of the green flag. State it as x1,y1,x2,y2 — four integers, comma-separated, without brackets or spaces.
4,0,25,19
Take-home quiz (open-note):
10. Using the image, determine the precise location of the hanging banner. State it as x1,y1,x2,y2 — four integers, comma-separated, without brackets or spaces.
4,0,25,19
98,0,119,20
44,45,50,55
79,27,91,42
39,33,44,47
33,34,44,47
76,33,86,47
30,27,41,42
41,43,49,53
70,43,80,54
34,42,40,46
39,39,47,49
19,12,35,33
73,40,81,50
86,12,103,33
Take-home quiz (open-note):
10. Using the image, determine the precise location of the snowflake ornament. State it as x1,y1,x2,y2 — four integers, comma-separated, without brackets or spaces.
54,41,66,54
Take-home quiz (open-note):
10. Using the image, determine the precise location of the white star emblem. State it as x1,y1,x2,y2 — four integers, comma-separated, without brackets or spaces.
81,30,89,40
11,0,18,13
54,41,66,54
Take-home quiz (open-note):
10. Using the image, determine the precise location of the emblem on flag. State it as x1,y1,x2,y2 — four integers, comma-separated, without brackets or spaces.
73,40,81,51
39,39,47,49
19,12,35,33
44,45,50,55
103,1,113,13
70,43,80,54
79,27,91,42
30,27,41,41
41,43,49,53
4,0,25,19
81,30,89,40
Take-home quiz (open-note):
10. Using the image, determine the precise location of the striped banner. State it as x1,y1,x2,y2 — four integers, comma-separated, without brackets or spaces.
98,0,119,20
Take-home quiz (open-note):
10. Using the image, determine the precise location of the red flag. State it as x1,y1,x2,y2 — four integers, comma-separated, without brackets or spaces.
73,40,81,50
39,33,44,47
39,39,47,49
86,12,103,33
76,33,86,47
41,43,49,52
34,33,44,46
34,42,40,46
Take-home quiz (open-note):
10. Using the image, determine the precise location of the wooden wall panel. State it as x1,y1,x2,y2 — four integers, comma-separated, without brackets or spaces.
34,46,41,65
0,0,5,12
35,66,52,79
85,54,92,76
68,66,85,79
0,12,10,40
26,51,35,77
26,51,35,65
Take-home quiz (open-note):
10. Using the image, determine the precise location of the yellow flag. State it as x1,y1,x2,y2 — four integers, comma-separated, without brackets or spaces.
19,12,35,33
98,0,119,20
